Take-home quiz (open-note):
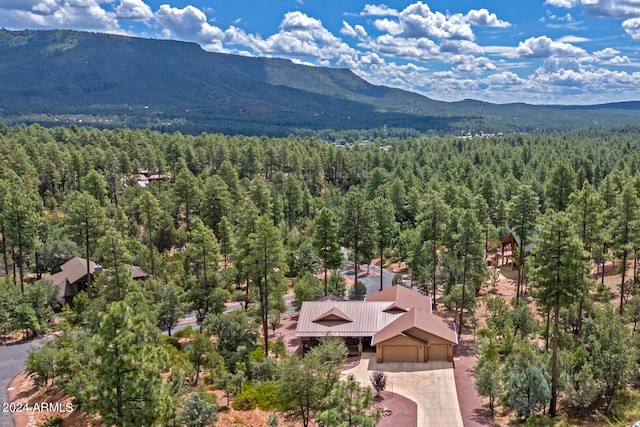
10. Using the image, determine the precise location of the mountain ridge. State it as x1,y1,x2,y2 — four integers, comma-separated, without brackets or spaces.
1,29,639,135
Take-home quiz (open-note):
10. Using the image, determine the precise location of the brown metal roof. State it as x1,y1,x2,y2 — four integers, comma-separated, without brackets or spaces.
365,285,432,313
296,301,404,337
47,257,147,301
371,307,458,345
56,257,96,285
131,265,149,279
312,306,353,323
297,285,456,346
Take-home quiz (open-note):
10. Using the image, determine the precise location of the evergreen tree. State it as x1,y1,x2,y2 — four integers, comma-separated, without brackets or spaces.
187,331,217,386
154,278,185,336
3,190,41,292
245,215,286,356
415,189,449,309
509,184,539,302
611,182,640,315
82,169,108,206
174,168,201,231
294,271,323,310
218,159,242,203
588,305,636,414
315,374,379,427
187,218,219,286
507,364,550,418
370,196,398,291
134,191,163,278
75,300,164,427
474,359,502,417
341,187,373,286
567,183,603,330
63,191,106,296
530,210,589,417
545,160,576,211
201,175,233,233
249,177,273,217
94,227,133,302
175,392,218,427
217,216,234,269
455,209,485,336
313,207,343,295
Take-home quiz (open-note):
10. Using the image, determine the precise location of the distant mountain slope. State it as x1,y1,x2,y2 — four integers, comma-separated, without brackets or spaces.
0,29,639,135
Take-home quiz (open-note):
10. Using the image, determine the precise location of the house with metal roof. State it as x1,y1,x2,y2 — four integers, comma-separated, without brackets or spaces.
48,257,148,305
295,285,457,363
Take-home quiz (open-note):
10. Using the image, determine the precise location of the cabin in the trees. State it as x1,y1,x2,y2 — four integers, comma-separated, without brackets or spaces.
296,285,457,363
134,169,171,187
49,257,148,305
500,230,534,266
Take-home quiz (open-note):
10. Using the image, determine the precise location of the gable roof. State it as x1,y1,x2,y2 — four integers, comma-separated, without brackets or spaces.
49,257,97,286
296,285,455,342
371,307,458,345
382,302,408,313
502,230,534,252
296,301,403,337
48,257,148,301
313,306,352,323
365,285,432,312
131,265,149,280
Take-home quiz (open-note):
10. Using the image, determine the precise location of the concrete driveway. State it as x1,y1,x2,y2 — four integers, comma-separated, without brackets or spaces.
343,353,463,427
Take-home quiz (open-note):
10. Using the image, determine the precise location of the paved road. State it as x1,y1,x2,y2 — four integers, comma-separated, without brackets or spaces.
343,263,411,298
0,337,50,427
0,264,388,427
164,294,297,335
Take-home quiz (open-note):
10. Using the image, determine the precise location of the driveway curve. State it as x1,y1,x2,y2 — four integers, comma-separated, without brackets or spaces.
0,337,49,427
343,353,463,427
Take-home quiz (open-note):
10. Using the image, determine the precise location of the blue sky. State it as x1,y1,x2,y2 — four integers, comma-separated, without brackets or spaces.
2,1,640,104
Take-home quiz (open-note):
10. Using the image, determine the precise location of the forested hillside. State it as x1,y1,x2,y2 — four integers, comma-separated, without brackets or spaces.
1,122,640,425
2,29,640,136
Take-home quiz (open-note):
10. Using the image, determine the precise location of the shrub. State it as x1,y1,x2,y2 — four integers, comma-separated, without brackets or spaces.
271,336,286,358
160,335,181,351
370,370,388,397
173,326,194,339
248,356,277,382
232,386,258,410
255,381,280,410
249,347,265,362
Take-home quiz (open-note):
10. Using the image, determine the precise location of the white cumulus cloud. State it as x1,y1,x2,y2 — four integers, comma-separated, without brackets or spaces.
545,0,640,19
399,2,474,40
610,55,631,64
154,5,224,49
242,11,358,67
115,0,153,21
0,0,122,32
466,9,511,28
514,36,586,58
360,4,399,17
623,17,640,39
341,21,367,38
593,47,620,57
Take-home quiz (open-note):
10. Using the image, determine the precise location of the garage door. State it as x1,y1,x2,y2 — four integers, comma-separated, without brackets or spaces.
429,344,448,361
382,345,418,363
